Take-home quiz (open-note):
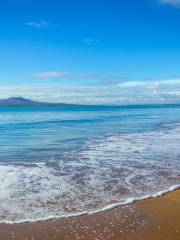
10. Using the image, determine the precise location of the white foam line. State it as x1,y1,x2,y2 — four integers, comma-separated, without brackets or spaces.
1,184,180,225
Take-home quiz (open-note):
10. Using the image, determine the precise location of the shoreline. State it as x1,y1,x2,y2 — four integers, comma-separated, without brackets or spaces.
0,188,180,240
1,184,180,225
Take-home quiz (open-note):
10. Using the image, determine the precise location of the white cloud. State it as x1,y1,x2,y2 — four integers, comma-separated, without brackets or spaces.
1,79,180,105
34,71,125,83
34,72,71,79
159,0,180,6
83,38,95,46
82,38,102,46
24,21,48,28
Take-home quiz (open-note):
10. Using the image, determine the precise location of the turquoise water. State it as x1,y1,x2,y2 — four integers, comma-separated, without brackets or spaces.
0,104,180,222
1,104,180,162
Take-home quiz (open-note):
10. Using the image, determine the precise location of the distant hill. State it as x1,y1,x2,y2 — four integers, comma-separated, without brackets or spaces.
0,97,72,106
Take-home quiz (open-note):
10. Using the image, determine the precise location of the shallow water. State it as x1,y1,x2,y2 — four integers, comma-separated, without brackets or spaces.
0,104,180,223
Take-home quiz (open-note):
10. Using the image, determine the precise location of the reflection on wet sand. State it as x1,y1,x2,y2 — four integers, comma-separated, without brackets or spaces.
0,190,179,240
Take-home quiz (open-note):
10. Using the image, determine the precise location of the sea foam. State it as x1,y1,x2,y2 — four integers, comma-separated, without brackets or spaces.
0,124,180,223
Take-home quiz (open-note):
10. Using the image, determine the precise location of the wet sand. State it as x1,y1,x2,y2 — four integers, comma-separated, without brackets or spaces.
0,189,180,240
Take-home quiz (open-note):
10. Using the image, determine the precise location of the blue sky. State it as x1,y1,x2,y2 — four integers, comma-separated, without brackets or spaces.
1,0,180,104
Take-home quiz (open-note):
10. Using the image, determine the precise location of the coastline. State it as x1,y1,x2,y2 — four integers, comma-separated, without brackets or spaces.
0,188,180,240
1,184,180,225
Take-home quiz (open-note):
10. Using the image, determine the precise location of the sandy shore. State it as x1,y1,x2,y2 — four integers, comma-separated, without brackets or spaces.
0,189,180,240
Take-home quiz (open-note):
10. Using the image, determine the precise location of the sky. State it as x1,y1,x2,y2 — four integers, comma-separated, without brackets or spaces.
1,0,180,104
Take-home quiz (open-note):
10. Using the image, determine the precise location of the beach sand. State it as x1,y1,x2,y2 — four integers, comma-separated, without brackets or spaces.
0,190,179,240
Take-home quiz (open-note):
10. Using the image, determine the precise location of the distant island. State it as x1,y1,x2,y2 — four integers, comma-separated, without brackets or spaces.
0,97,180,108
0,97,73,106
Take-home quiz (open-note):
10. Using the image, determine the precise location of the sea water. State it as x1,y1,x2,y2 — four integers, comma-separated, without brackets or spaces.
0,104,180,223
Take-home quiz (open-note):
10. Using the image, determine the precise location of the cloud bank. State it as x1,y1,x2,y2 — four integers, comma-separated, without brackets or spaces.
1,79,180,105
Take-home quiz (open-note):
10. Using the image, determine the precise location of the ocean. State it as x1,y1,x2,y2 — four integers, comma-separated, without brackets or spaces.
0,104,180,223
